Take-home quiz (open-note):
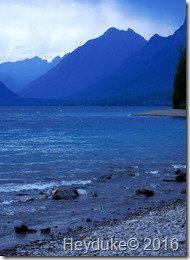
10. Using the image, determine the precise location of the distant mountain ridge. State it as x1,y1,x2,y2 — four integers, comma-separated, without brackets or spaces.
0,56,61,93
76,19,186,105
21,28,147,99
0,19,186,106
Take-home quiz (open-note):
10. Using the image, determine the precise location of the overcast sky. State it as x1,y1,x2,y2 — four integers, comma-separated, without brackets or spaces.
0,0,186,63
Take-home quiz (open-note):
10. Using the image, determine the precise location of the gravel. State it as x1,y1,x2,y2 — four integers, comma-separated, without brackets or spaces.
1,200,186,256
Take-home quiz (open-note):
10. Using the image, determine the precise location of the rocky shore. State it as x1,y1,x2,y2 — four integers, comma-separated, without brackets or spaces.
1,200,186,256
0,167,186,257
133,108,186,118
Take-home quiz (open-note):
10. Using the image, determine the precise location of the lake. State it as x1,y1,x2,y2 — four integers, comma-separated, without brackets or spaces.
0,106,186,249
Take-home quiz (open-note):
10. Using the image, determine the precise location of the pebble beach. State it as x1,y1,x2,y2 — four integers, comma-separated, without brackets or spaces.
1,200,186,256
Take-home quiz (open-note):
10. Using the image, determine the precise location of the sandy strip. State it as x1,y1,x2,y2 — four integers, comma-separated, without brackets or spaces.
132,109,186,118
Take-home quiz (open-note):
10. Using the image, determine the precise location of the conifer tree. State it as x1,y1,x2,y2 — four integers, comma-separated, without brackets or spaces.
172,48,186,109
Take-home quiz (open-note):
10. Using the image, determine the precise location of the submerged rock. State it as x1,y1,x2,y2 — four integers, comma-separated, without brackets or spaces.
17,196,35,202
136,189,154,197
52,188,79,200
40,227,51,234
97,174,112,182
16,194,47,202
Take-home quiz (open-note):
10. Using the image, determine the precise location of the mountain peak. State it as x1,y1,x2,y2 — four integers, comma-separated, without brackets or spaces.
105,27,136,35
127,28,135,33
30,56,43,61
22,25,147,99
104,27,120,35
148,33,166,44
51,56,61,64
107,27,118,31
103,27,144,40
23,56,46,63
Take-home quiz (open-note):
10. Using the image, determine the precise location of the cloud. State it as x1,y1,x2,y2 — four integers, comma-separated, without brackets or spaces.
0,0,183,63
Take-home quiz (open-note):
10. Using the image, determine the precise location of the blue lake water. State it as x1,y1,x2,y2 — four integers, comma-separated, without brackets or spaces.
0,106,186,194
0,105,186,250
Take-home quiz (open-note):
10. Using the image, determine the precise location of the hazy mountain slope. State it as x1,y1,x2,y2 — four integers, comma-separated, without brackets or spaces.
21,28,147,99
0,81,19,99
0,56,61,93
76,20,186,105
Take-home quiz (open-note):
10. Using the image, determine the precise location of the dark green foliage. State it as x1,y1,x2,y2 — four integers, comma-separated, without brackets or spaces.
172,48,186,109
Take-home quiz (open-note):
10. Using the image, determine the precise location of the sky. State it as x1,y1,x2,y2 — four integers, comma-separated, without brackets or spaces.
0,0,186,63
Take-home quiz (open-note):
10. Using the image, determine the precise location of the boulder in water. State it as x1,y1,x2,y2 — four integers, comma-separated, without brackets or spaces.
14,224,29,234
52,188,79,200
97,174,112,182
175,173,186,182
136,189,154,197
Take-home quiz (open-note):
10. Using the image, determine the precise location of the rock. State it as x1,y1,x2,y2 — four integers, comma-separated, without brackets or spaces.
175,169,181,175
67,228,73,233
97,174,112,182
52,188,59,199
136,189,154,197
40,227,51,234
39,191,48,198
17,196,35,202
14,225,29,234
163,170,186,182
52,188,79,200
175,173,186,182
86,218,92,222
16,193,29,196
162,179,176,182
77,226,83,230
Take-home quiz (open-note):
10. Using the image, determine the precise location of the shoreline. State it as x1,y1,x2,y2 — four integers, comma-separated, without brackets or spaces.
1,199,186,256
0,163,186,256
132,108,186,118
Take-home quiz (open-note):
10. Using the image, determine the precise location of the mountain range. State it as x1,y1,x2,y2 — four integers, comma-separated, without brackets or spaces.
21,28,147,99
76,19,186,105
0,18,186,105
0,56,61,94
